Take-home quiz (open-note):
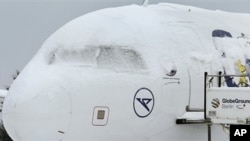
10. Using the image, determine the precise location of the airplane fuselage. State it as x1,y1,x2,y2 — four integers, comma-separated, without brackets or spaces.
3,3,250,141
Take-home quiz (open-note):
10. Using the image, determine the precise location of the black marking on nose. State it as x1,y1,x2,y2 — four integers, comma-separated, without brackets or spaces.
58,131,65,134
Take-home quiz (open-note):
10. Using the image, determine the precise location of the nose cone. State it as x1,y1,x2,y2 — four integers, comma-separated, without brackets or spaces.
2,82,72,141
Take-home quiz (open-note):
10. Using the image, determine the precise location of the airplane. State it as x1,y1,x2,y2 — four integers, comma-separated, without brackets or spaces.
2,2,250,141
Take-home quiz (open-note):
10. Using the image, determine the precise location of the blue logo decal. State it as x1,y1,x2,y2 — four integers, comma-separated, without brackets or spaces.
133,88,154,118
136,98,152,112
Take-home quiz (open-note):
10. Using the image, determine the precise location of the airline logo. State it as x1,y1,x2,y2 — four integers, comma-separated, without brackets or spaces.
136,98,152,112
211,98,220,108
133,88,154,118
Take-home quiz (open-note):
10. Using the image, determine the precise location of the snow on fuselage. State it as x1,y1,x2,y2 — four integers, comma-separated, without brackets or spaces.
3,3,250,141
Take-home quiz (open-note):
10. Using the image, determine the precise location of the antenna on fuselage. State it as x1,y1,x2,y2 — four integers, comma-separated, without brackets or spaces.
142,0,148,7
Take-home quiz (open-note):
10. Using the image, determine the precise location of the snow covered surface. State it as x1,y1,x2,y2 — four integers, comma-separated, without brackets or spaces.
0,90,7,98
3,3,250,141
178,112,204,120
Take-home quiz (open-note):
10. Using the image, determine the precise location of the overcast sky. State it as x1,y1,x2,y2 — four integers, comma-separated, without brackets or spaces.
0,0,250,89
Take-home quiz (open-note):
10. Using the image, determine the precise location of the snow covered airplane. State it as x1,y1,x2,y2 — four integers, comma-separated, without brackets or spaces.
2,2,250,141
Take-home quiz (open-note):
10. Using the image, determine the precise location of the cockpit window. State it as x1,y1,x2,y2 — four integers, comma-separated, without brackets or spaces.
50,46,146,72
97,47,145,71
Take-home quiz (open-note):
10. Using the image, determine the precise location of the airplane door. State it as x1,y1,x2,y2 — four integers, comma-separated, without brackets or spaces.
166,24,209,109
160,55,190,118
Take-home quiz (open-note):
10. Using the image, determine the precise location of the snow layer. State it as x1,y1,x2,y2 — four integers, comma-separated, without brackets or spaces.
35,3,250,76
3,3,250,141
0,90,7,98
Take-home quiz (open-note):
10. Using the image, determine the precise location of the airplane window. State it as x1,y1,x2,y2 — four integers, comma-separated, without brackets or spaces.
51,47,97,65
96,46,146,72
50,46,146,72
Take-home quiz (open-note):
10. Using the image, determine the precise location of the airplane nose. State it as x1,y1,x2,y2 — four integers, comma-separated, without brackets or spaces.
2,82,72,141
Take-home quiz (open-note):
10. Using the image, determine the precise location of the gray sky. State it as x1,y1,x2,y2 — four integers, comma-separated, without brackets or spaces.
0,0,249,89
